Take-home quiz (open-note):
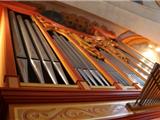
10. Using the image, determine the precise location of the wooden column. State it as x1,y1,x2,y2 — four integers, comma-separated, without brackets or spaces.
0,7,19,87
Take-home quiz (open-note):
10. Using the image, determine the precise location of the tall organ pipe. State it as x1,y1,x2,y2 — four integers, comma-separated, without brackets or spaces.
17,15,45,84
25,19,58,84
9,11,29,83
31,22,69,85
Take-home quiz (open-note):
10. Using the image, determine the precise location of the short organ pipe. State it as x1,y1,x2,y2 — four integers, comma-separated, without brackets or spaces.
53,33,98,86
60,36,110,86
52,32,110,86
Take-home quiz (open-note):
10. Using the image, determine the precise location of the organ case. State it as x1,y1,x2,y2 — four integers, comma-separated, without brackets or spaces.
0,2,158,120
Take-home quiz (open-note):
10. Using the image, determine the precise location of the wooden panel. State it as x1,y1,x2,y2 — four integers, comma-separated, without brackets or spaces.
9,101,132,120
8,101,160,120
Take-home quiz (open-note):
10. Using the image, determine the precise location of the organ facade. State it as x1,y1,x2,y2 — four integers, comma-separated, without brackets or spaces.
0,1,160,120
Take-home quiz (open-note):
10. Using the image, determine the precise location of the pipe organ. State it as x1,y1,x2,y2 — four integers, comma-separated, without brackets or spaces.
0,2,160,120
9,9,151,89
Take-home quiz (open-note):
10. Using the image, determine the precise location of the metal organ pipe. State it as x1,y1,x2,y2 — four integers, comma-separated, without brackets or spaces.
60,36,110,86
9,11,70,85
52,34,95,86
52,32,110,86
25,19,58,84
101,50,145,86
31,22,69,85
17,15,45,84
118,42,154,68
9,11,29,83
53,33,99,86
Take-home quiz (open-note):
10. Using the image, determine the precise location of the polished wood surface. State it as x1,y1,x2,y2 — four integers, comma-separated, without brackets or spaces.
0,7,18,87
0,87,140,104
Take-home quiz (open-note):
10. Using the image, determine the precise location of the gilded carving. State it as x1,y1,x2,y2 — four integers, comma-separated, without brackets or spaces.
72,34,129,63
36,15,129,65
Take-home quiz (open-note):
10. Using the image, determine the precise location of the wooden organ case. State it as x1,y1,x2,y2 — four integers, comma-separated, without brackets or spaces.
0,2,160,120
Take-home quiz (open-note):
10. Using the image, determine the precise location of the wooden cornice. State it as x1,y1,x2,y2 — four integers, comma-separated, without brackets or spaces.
0,2,38,16
0,87,140,104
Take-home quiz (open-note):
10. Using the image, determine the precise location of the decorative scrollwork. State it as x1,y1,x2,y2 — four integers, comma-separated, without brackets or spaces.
15,104,127,120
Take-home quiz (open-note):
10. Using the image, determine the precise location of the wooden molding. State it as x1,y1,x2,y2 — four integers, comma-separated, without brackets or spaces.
0,87,140,104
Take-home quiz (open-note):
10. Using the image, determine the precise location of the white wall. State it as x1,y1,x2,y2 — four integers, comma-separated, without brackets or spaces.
62,1,160,45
